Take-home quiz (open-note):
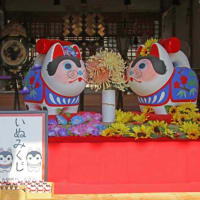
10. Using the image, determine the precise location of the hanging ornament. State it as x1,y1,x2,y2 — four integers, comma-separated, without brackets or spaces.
97,14,105,37
63,15,71,36
72,15,83,36
85,14,96,36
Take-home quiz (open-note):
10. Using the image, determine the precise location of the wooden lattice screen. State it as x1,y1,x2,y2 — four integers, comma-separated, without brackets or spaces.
1,11,160,101
6,12,160,61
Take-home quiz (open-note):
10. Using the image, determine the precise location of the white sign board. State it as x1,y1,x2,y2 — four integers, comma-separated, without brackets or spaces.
0,111,48,183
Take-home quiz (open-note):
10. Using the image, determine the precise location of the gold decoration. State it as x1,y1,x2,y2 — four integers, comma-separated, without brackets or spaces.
72,15,83,36
63,15,71,36
97,14,105,37
85,14,96,36
63,14,105,37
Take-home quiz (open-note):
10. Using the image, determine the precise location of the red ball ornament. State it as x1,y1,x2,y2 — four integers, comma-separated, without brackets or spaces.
159,37,181,53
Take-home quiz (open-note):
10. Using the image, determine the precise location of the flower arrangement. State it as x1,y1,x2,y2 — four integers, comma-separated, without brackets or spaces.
48,103,200,140
86,49,127,91
48,110,106,137
100,103,200,140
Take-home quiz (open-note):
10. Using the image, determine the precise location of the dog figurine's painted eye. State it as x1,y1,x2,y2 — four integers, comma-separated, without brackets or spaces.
139,62,146,69
64,63,72,70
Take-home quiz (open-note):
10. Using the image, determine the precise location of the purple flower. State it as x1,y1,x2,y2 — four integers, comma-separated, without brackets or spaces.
85,124,99,136
71,115,85,126
48,119,58,126
48,130,57,137
58,128,68,136
20,86,30,94
48,119,58,134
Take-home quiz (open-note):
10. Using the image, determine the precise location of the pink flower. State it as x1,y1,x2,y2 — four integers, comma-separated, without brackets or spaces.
88,120,101,126
70,124,87,136
93,113,102,121
82,112,93,121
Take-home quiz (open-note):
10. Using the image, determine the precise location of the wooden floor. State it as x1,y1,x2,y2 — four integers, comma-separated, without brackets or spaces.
30,193,200,200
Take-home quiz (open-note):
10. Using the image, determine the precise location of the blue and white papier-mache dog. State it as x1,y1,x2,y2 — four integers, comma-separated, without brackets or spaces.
22,39,87,115
127,37,198,114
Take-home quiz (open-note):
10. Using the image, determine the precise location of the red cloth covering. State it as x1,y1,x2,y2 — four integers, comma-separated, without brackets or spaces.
48,138,200,194
47,111,194,194
132,111,172,123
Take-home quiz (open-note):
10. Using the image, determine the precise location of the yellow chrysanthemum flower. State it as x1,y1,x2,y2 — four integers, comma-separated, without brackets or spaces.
179,121,199,134
177,103,199,114
148,120,168,135
86,49,127,91
186,129,200,140
192,112,200,124
132,125,151,139
101,128,115,137
142,106,155,114
179,121,200,140
163,127,175,138
115,109,133,124
132,113,148,123
110,123,131,135
173,113,189,125
101,50,125,71
168,106,178,115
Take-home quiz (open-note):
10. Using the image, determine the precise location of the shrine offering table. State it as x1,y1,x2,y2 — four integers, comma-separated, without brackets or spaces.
48,137,200,194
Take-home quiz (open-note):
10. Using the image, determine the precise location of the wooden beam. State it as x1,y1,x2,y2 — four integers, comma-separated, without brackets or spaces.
34,193,200,200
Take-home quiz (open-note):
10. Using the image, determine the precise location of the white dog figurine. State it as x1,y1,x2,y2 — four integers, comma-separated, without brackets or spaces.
23,40,87,114
127,37,198,114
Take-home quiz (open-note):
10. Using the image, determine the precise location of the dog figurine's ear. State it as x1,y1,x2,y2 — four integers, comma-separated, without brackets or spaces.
149,43,174,74
71,44,82,60
150,43,160,58
136,45,144,57
42,43,64,72
50,43,65,60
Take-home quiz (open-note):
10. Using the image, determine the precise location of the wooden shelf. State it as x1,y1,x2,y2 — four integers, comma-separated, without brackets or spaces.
32,192,200,200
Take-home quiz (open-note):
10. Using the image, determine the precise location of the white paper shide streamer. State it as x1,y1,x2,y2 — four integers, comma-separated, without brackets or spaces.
102,90,115,123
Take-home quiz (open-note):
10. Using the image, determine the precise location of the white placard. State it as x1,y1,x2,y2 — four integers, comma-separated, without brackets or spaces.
0,111,48,183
